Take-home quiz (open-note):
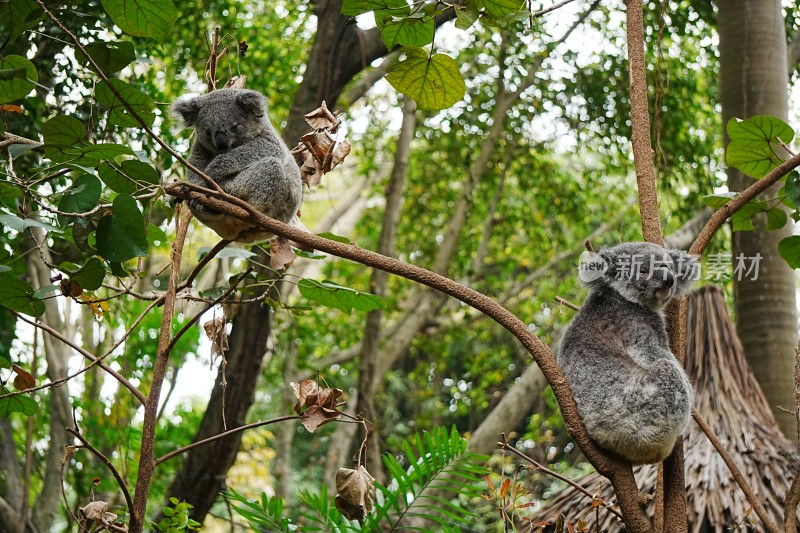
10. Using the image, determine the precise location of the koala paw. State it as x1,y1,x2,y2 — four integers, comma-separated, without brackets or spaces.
189,198,223,221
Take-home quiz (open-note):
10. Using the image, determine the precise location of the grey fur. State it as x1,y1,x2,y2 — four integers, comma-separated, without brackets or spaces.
172,89,303,242
557,242,698,464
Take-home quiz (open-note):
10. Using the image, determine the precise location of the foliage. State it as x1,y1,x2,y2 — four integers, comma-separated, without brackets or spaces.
714,115,800,267
154,498,201,533
226,426,489,532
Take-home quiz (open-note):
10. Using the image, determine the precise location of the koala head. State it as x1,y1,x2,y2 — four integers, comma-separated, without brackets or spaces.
583,242,698,311
172,89,268,154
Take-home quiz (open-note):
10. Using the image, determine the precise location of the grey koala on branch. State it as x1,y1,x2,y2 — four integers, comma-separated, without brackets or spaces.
172,88,303,243
557,242,698,465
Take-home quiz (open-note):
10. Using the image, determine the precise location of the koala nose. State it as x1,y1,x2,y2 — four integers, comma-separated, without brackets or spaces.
213,131,230,151
663,271,675,288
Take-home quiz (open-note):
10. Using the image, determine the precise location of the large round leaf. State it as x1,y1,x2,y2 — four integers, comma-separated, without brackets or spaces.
386,48,466,111
96,194,148,262
100,0,177,42
95,78,156,128
0,55,37,103
0,275,45,317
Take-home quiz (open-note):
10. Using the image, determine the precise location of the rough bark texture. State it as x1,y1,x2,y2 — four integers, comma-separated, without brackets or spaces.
718,0,798,439
158,251,273,523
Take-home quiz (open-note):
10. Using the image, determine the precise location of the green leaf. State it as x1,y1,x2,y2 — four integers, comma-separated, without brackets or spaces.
95,78,156,127
766,207,788,230
81,41,137,74
0,55,37,104
475,0,525,20
0,389,38,417
381,17,435,49
98,160,158,194
386,48,466,111
455,3,480,30
147,224,169,246
95,194,148,262
298,278,384,313
0,275,45,317
726,115,795,178
785,172,800,207
58,174,102,218
701,191,737,209
0,214,58,233
316,231,352,244
70,258,106,291
341,0,408,17
779,235,800,268
42,115,86,146
100,0,178,42
730,198,768,232
0,0,43,41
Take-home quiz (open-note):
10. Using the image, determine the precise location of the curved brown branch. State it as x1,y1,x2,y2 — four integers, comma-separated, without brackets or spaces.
164,182,656,531
692,408,781,533
67,428,134,515
690,151,800,255
154,415,300,466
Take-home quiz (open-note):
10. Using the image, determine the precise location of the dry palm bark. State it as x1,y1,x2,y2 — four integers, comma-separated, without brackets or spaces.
536,285,800,531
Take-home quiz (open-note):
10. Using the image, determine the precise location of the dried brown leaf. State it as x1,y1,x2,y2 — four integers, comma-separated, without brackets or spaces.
203,316,229,357
12,364,35,390
334,465,376,521
269,237,297,270
304,100,337,130
289,214,315,252
300,404,340,432
328,139,351,171
224,75,247,89
78,501,119,531
290,379,320,412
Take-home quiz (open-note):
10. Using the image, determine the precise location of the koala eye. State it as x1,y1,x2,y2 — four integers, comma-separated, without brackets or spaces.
231,123,242,132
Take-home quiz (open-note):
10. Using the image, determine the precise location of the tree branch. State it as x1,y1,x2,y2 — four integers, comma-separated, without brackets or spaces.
67,429,134,515
690,151,800,255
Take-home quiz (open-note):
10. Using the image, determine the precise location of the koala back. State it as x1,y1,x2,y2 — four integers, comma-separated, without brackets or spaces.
558,242,696,464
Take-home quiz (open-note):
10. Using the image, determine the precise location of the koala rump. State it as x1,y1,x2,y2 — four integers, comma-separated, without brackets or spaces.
172,89,303,242
558,242,697,465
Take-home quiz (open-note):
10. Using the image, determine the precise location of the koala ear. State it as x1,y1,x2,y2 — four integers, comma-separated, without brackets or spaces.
236,90,266,117
668,250,699,296
172,97,202,127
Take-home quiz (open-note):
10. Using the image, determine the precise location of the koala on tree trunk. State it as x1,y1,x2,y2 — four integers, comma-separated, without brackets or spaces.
558,242,698,465
172,88,303,243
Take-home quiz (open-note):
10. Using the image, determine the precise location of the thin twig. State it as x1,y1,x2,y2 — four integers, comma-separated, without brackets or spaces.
154,415,301,466
555,296,581,312
179,238,233,291
692,408,781,533
9,314,146,405
499,434,623,520
67,428,134,514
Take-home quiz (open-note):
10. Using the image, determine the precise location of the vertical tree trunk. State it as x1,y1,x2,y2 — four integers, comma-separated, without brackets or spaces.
718,0,798,439
157,252,274,524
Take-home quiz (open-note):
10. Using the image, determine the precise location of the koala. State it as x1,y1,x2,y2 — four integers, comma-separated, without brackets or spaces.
172,88,303,243
557,242,698,465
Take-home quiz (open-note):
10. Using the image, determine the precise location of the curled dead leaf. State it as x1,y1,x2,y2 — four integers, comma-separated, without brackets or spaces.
300,404,340,432
203,316,229,357
269,237,297,270
303,100,338,130
78,500,121,531
334,465,375,521
290,379,320,413
11,364,35,390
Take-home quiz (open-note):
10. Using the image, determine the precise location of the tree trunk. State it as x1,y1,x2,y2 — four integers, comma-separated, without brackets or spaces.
718,0,798,439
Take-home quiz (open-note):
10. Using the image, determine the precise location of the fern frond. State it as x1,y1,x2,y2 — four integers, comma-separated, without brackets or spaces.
223,488,293,532
365,425,489,531
298,484,361,532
